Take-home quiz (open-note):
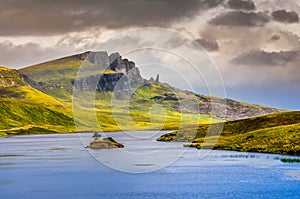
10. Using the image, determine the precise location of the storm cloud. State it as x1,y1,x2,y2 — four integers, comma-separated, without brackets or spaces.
272,9,299,23
0,0,224,36
209,11,270,27
227,0,256,10
270,35,281,41
195,39,219,51
232,50,300,66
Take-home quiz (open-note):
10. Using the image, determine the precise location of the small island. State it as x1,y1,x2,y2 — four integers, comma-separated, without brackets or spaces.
86,133,124,149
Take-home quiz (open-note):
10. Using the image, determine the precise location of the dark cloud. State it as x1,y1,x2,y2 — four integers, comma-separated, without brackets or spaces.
0,0,224,36
270,35,281,41
209,11,270,27
232,50,300,66
195,38,219,51
227,0,256,10
272,9,299,23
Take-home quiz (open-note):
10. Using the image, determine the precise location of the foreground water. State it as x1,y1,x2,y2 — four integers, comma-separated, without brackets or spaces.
0,131,299,199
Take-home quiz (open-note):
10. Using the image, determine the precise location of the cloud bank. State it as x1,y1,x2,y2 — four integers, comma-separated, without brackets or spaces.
209,11,270,27
272,9,299,23
232,50,300,67
0,0,224,36
227,0,256,10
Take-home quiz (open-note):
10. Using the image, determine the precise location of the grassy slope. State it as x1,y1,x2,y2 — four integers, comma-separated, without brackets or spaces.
17,54,222,133
157,111,300,155
18,53,117,100
73,83,219,132
0,67,76,136
1,66,215,135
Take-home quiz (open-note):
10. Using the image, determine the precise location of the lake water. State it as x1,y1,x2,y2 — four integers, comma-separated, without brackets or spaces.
0,131,299,199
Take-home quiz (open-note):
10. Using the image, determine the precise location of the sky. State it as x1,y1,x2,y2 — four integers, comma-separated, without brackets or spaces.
0,0,300,110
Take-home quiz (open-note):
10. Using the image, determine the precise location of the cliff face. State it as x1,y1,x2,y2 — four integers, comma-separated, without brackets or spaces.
20,51,143,94
20,74,66,91
73,52,143,94
74,73,133,94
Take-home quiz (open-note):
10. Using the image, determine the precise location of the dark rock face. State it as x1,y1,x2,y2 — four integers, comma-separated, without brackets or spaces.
110,57,135,73
74,73,133,94
155,74,160,83
74,52,143,94
109,52,120,64
20,74,66,91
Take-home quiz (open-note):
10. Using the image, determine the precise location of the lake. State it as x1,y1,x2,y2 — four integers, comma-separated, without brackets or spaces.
0,131,299,199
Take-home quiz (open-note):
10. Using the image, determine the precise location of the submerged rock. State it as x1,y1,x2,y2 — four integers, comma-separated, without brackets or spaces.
87,137,124,149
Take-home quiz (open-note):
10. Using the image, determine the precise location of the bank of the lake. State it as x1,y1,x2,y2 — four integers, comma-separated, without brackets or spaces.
157,111,300,156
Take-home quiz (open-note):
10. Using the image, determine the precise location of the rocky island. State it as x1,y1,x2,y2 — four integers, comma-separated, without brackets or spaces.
86,133,124,149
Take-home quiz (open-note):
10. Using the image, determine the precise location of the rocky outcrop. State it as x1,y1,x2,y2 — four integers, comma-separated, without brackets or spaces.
197,97,279,120
155,74,160,83
87,137,124,149
21,51,143,94
73,52,143,94
20,74,67,92
109,53,135,73
73,73,133,94
149,92,280,121
0,67,27,87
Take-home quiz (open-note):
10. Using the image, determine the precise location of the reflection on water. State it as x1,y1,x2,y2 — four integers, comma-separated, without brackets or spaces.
0,132,299,199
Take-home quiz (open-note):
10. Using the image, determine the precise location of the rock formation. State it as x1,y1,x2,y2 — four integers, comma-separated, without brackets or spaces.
73,52,143,95
155,74,160,83
87,137,124,149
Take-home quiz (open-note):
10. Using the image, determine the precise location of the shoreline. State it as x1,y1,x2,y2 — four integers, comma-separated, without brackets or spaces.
0,130,299,157
0,129,175,137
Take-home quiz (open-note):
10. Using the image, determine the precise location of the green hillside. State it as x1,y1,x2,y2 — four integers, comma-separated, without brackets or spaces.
0,67,76,136
19,54,83,90
1,66,215,135
73,82,219,132
6,51,284,138
18,52,116,101
157,111,300,155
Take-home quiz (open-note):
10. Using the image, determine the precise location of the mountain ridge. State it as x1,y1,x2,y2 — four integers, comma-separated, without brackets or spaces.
18,51,281,121
0,51,285,135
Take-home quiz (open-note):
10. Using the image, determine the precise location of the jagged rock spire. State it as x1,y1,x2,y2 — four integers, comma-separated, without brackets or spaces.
155,74,160,83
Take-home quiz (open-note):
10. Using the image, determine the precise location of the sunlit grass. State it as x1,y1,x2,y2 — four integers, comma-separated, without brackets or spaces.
158,111,300,155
